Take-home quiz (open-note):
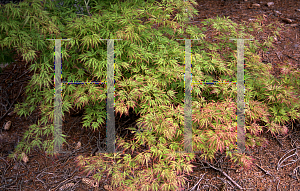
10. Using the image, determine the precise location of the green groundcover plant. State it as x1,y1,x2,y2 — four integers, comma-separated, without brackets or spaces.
1,0,300,190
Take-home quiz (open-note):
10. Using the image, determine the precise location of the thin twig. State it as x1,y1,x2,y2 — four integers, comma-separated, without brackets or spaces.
275,52,282,61
201,160,244,190
0,156,9,165
277,147,300,170
273,134,283,147
255,163,275,178
185,21,202,24
13,69,31,81
0,86,23,122
189,173,206,191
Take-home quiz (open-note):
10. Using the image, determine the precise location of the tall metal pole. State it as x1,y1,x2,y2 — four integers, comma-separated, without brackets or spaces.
184,0,191,21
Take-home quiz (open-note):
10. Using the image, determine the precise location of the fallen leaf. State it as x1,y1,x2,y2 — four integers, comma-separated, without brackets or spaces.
75,141,81,150
104,185,113,191
267,2,274,7
4,121,11,130
282,18,293,24
21,152,29,163
252,3,261,8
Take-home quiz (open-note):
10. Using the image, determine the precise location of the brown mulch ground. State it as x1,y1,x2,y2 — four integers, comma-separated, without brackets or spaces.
1,0,300,190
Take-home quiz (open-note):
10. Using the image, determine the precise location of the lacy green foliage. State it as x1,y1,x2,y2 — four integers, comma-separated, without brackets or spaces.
1,0,300,190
